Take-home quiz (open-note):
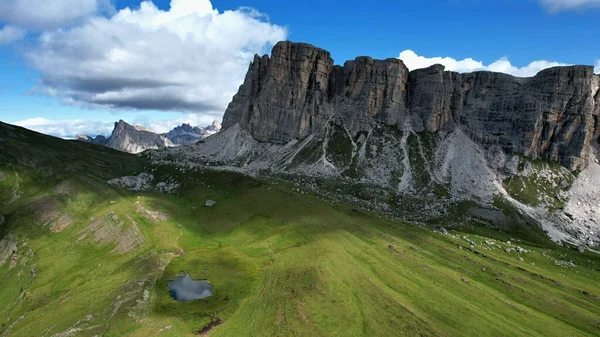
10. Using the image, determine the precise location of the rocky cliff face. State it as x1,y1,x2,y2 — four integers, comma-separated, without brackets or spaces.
223,41,599,171
150,41,600,247
106,120,174,154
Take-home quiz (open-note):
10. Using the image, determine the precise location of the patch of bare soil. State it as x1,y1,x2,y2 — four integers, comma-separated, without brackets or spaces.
52,180,78,196
79,211,144,254
25,197,61,226
135,201,168,223
50,214,74,233
24,196,74,232
195,314,223,335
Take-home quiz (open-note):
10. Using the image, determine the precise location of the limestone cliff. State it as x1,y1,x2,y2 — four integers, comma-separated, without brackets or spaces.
223,41,599,171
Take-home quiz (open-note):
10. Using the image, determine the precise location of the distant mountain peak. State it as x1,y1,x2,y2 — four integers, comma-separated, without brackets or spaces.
75,119,222,152
162,121,222,145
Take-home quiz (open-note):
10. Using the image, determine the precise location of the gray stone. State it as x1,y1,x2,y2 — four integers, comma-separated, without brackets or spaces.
439,227,448,235
223,41,599,171
162,121,221,145
578,245,586,253
205,200,217,207
106,120,175,154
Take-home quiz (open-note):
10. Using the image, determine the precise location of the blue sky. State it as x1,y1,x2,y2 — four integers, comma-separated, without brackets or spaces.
0,0,599,137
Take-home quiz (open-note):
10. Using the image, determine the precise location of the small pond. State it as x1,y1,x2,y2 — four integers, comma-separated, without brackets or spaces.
168,273,213,302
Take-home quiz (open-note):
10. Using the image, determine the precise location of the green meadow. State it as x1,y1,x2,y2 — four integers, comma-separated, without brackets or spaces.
1,122,599,336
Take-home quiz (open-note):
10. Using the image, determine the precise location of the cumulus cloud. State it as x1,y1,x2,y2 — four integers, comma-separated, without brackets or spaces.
25,0,287,117
0,25,26,44
398,50,570,77
13,117,115,138
595,60,600,74
0,0,112,31
539,0,600,11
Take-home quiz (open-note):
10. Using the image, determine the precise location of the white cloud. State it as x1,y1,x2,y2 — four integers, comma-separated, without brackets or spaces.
14,117,115,138
25,0,287,118
0,25,26,44
398,50,570,77
539,0,600,11
595,60,600,74
0,0,111,30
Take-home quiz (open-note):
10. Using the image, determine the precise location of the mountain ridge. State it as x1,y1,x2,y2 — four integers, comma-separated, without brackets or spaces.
223,41,599,171
149,41,600,248
76,119,222,153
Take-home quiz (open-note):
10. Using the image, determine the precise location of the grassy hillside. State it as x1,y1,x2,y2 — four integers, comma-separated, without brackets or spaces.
1,122,599,336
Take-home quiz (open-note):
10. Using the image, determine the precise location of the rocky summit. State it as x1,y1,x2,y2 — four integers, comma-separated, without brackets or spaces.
105,120,175,154
162,120,222,145
150,41,600,248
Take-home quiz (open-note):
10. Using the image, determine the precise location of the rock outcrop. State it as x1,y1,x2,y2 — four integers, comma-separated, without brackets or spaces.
223,41,599,170
106,120,174,154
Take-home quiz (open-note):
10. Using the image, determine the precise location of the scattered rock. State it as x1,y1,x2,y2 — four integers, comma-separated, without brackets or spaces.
388,244,400,253
554,260,576,267
577,245,586,253
107,173,153,192
0,214,5,225
516,246,527,254
439,227,448,235
205,200,217,207
560,180,569,188
155,181,181,193
518,257,524,261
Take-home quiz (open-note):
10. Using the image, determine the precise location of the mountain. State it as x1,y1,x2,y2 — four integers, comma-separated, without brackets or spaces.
76,120,222,153
149,41,600,248
104,120,175,154
74,134,109,146
2,121,600,337
162,120,222,145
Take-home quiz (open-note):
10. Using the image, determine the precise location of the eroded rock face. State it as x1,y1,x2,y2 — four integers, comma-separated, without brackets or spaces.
106,120,175,154
223,41,599,170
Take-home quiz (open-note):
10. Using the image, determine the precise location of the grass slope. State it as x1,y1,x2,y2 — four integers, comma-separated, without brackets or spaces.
0,122,599,336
